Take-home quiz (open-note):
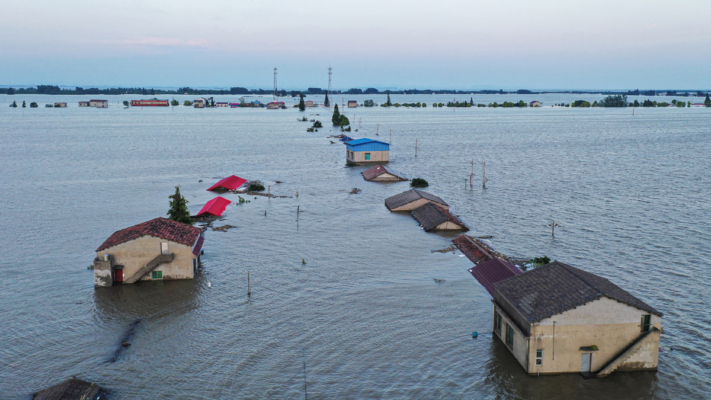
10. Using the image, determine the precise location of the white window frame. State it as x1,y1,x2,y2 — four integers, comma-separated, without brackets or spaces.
536,349,543,366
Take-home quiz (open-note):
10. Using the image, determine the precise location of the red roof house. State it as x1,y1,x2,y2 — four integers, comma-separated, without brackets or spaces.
207,175,247,192
96,217,201,252
197,196,231,217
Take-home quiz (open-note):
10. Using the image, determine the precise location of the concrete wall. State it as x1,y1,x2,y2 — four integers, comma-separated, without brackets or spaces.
93,258,113,287
347,150,389,164
493,303,530,371
391,198,450,212
528,297,661,375
96,235,196,284
434,221,465,230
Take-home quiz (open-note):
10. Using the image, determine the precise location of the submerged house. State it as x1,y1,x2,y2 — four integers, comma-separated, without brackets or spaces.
488,261,662,377
33,377,107,400
207,175,247,192
89,99,108,108
196,196,231,217
411,202,468,231
385,189,448,211
530,100,542,107
54,102,67,108
348,100,357,108
194,98,206,108
361,164,408,182
94,217,203,287
305,100,315,107
346,138,390,165
78,101,89,107
267,101,286,109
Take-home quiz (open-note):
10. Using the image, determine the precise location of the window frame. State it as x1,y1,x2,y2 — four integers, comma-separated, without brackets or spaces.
152,271,163,279
365,152,371,160
505,324,514,348
641,314,651,332
536,349,543,366
495,312,502,335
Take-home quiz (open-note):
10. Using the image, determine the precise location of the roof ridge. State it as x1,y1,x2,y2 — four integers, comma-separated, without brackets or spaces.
556,262,605,296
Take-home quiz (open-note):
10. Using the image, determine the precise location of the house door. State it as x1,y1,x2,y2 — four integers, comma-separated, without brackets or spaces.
161,242,169,255
581,353,592,374
114,269,123,283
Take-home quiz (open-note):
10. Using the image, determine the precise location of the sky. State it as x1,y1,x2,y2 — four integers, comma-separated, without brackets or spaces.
1,0,710,90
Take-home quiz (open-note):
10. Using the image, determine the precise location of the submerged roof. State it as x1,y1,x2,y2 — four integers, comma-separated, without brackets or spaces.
385,189,448,210
207,175,247,191
361,164,408,181
469,258,521,297
33,377,106,400
494,261,662,323
345,138,390,146
197,196,231,217
411,203,468,231
453,235,495,265
97,217,201,252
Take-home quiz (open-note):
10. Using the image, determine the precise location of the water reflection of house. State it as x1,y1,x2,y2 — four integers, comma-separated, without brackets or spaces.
94,218,204,287
345,138,390,165
458,241,663,378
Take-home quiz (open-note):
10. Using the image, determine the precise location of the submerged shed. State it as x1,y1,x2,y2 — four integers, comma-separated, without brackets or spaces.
385,189,448,212
207,175,247,192
197,196,231,217
411,203,468,231
362,164,408,182
33,377,107,400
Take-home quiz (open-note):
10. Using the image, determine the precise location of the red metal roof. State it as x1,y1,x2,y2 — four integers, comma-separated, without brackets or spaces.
469,258,521,297
96,217,201,252
197,196,231,217
453,235,494,264
207,175,247,191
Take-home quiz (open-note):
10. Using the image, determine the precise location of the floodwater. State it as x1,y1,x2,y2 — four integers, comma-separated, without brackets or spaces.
0,94,709,399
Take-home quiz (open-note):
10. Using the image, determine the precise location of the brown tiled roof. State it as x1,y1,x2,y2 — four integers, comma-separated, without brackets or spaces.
493,261,662,324
411,203,468,231
96,217,201,252
361,164,407,181
384,189,448,210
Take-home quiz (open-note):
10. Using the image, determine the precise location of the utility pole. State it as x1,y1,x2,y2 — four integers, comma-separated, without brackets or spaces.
415,139,418,157
469,159,474,189
389,129,392,144
548,221,561,237
327,66,332,106
273,67,278,101
482,161,488,189
248,271,251,297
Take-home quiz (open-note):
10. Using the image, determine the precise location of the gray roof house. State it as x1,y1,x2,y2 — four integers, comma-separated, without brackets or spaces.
384,189,449,211
411,203,468,231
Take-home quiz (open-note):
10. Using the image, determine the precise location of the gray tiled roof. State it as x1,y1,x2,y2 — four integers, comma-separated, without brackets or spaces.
410,203,467,231
384,189,448,210
493,261,662,323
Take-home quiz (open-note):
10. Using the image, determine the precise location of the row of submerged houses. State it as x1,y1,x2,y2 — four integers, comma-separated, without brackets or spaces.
93,175,249,287
348,137,662,378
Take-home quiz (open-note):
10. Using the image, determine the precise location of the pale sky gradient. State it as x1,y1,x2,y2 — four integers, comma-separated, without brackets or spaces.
2,0,710,90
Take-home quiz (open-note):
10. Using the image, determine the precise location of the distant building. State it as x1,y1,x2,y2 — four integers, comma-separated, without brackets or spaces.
131,99,169,107
361,164,407,182
348,100,357,108
530,101,542,107
194,98,206,108
89,99,108,108
196,196,231,217
207,175,247,192
345,138,390,165
53,102,67,108
78,101,89,107
305,100,315,107
490,261,662,377
94,217,203,287
267,101,286,109
384,189,449,211
215,102,229,107
229,103,240,108
411,202,468,231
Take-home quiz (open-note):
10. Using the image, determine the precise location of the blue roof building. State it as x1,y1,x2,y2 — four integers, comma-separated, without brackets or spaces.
345,138,390,165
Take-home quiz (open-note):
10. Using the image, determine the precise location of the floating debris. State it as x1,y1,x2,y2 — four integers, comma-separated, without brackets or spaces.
349,188,362,194
302,258,306,265
477,235,494,239
33,377,108,400
431,246,457,254
433,278,446,283
212,225,236,232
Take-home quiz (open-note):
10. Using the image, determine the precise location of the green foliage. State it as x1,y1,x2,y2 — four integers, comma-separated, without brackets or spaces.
410,178,429,188
171,99,179,106
332,104,341,125
167,186,192,225
532,256,551,266
324,93,330,107
237,195,250,204
123,100,129,106
632,100,640,107
676,100,686,108
298,93,306,111
438,102,444,107
10,101,17,108
386,90,392,106
22,101,26,108
572,100,591,108
313,120,323,128
364,99,374,107
249,182,265,192
422,102,427,107
642,99,655,107
599,95,628,107
7,88,15,95
339,114,350,126
29,102,38,108
705,94,711,107
184,100,193,106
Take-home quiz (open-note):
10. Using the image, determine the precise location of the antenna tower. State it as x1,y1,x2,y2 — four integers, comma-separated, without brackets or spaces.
273,67,278,101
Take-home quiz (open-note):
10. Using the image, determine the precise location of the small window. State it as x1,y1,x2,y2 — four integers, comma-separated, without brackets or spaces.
505,324,514,348
365,153,371,160
495,312,502,335
641,315,651,332
152,271,163,279
536,349,543,366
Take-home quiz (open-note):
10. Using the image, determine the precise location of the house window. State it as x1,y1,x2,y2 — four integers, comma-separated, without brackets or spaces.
641,315,651,332
505,324,514,348
152,271,163,279
495,312,502,335
365,153,371,160
536,349,543,366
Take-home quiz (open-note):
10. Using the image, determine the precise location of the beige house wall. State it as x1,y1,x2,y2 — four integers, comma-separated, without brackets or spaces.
371,173,399,182
391,198,449,212
434,221,465,230
347,150,389,164
527,297,661,375
493,303,530,369
96,235,196,283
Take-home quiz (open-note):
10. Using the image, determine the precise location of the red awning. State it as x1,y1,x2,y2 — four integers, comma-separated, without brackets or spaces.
207,175,247,191
197,196,231,217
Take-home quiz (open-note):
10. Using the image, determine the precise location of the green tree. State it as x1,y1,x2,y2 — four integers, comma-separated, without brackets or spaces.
705,94,711,107
167,186,192,225
7,88,15,95
171,99,179,106
30,102,38,108
22,101,26,108
184,100,193,106
339,114,350,126
386,90,392,106
298,93,306,111
470,97,474,106
123,100,129,107
10,101,17,108
324,93,330,107
332,104,341,125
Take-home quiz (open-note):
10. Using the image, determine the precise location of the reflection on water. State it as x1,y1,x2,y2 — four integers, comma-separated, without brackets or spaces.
0,95,709,398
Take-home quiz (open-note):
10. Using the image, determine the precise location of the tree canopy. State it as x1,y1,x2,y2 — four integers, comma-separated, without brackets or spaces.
167,186,192,225
298,93,306,111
